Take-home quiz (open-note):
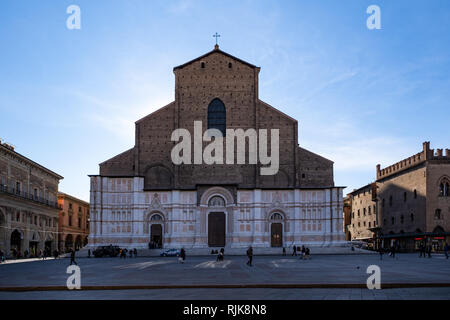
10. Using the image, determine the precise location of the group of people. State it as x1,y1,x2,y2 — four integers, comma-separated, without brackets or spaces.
418,242,433,258
119,248,138,259
0,248,60,262
285,245,311,260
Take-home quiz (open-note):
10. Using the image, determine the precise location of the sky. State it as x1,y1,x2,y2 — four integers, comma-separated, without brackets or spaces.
1,0,449,202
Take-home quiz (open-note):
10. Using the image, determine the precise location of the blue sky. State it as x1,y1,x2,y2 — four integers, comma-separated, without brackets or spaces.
1,0,449,201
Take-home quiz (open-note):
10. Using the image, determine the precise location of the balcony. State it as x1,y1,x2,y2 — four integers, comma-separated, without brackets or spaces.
0,185,59,209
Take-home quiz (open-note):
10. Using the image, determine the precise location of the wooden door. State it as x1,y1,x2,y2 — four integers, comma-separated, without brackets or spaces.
208,212,225,247
271,223,282,247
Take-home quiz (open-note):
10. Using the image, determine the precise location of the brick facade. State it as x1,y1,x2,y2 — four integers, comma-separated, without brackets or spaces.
89,46,345,250
348,142,450,252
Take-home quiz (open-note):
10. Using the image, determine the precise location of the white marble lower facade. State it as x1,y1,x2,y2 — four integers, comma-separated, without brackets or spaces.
88,177,346,249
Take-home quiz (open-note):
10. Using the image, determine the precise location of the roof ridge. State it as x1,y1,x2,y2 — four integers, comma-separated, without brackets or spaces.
173,47,259,70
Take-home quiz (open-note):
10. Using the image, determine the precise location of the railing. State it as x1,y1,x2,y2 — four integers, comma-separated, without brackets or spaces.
0,185,59,209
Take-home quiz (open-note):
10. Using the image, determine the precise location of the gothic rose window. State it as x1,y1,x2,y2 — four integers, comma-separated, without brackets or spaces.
208,196,225,207
207,98,226,136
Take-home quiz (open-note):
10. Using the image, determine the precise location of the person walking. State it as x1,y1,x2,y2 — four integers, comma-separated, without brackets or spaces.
444,242,449,259
303,247,310,260
88,249,91,258
53,249,58,259
0,250,4,263
180,248,186,263
292,245,297,256
246,246,253,267
390,245,395,259
69,249,77,266
427,244,432,258
378,246,383,260
282,247,286,256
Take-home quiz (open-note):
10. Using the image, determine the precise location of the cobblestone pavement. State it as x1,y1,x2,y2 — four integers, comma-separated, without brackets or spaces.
0,254,449,299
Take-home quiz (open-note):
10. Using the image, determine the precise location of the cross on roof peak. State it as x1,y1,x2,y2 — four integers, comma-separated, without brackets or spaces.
213,32,220,49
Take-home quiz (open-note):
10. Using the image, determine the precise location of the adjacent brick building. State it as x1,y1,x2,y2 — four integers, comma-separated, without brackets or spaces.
347,183,378,248
57,192,90,252
376,142,450,251
0,141,63,257
347,142,450,252
89,45,345,250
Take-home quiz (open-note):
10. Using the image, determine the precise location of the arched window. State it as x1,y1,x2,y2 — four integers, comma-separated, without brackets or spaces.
208,196,225,207
150,214,163,221
207,98,226,136
434,209,442,220
270,213,283,220
439,178,450,197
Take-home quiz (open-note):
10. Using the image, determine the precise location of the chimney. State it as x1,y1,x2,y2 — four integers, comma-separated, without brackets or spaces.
436,149,443,157
446,149,450,157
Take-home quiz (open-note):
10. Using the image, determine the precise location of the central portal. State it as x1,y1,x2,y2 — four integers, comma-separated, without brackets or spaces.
150,224,162,248
208,212,225,247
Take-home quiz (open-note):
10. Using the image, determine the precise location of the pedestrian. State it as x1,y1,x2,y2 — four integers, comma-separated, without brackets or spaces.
0,250,4,263
70,249,77,266
246,246,253,267
53,250,58,259
379,247,383,260
129,249,133,258
217,248,224,262
390,245,395,259
88,249,91,258
180,248,186,263
427,244,432,258
305,247,310,260
133,248,137,258
301,245,306,259
444,242,449,259
292,245,297,256
282,247,286,256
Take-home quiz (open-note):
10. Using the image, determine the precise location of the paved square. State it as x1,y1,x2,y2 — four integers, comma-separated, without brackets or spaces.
0,253,449,299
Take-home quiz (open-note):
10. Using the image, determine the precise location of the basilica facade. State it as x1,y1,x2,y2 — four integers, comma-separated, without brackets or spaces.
88,45,345,250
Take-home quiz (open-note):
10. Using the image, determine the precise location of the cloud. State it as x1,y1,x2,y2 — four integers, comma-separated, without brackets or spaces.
167,0,194,14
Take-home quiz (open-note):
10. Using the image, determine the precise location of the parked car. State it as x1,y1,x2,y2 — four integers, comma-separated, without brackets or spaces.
160,248,180,257
93,246,121,257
